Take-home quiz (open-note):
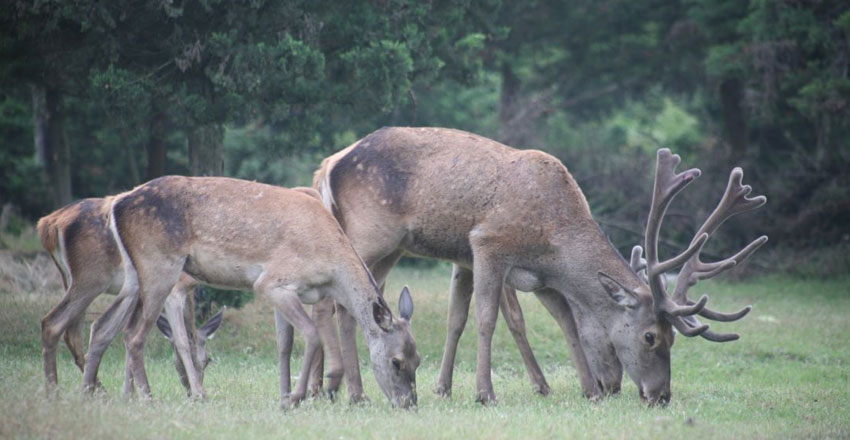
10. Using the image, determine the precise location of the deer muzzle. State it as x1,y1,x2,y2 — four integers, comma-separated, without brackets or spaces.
639,383,671,407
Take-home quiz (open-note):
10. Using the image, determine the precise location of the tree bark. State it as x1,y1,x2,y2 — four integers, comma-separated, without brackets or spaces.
188,124,224,176
145,95,167,181
42,86,73,208
31,85,47,166
719,78,748,164
121,128,141,185
498,62,522,146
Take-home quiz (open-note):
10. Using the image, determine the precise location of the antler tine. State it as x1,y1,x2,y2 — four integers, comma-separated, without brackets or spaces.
681,315,740,342
630,245,648,283
644,149,705,316
691,302,751,322
674,235,767,304
692,168,767,239
669,315,709,337
670,239,764,324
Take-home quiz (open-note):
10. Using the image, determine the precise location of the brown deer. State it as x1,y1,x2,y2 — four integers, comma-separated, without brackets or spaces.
108,176,418,408
38,198,222,397
313,127,766,405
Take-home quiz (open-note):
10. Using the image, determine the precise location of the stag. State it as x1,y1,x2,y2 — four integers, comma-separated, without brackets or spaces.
313,127,766,405
108,176,418,408
38,198,222,397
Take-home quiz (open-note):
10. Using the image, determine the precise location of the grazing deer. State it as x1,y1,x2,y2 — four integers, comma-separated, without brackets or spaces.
37,198,223,397
314,127,766,405
109,176,418,409
154,296,223,395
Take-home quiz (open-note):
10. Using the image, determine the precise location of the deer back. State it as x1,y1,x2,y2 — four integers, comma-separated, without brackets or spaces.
319,127,600,270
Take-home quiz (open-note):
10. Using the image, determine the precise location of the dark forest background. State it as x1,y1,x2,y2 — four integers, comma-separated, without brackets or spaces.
2,0,848,278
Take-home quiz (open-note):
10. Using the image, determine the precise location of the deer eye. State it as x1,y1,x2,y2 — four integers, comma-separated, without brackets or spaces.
392,358,402,370
644,332,656,346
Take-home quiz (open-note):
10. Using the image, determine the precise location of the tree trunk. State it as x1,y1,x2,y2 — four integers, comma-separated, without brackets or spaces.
121,128,141,185
498,62,521,146
719,78,748,164
188,124,224,176
42,86,73,208
146,95,167,181
31,85,47,166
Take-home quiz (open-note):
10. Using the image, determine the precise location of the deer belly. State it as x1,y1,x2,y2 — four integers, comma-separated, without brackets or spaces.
402,224,473,264
297,287,323,304
506,267,545,292
183,253,262,290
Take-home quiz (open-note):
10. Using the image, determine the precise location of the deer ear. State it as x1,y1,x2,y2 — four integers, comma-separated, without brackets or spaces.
156,314,173,340
199,308,224,340
598,272,639,308
373,297,393,331
398,286,414,321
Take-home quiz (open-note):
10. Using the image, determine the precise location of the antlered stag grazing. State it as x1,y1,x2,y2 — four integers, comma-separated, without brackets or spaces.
314,127,766,405
109,176,419,408
38,198,222,397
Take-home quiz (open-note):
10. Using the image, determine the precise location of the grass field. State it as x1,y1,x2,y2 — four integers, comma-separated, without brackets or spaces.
1,250,848,439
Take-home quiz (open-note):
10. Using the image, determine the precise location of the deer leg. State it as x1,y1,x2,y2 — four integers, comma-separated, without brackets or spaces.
63,314,86,373
173,350,191,396
161,291,205,399
472,257,506,405
312,298,342,398
500,286,550,396
307,347,325,398
122,318,137,399
41,280,103,393
534,288,610,399
123,263,184,400
266,287,322,410
83,286,139,394
435,264,473,397
306,339,324,398
336,306,366,404
274,308,295,401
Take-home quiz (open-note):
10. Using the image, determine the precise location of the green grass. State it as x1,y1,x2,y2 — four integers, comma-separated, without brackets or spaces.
1,254,849,439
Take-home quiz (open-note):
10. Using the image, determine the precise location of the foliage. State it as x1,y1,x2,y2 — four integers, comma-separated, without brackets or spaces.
194,286,254,323
0,92,50,218
1,0,848,271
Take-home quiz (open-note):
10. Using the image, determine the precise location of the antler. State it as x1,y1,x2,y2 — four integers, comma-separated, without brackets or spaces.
670,167,768,342
643,149,710,333
639,149,767,342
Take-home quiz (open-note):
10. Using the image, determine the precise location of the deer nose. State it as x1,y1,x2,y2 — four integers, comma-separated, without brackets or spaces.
396,392,417,410
639,384,671,407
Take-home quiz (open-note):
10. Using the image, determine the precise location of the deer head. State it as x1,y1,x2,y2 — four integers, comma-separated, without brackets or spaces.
156,308,223,393
366,286,419,409
592,149,766,406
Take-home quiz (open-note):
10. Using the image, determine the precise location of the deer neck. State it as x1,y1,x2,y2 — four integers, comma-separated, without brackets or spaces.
330,262,388,344
551,224,643,322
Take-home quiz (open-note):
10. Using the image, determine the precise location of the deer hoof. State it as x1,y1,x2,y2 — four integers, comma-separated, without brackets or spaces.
533,382,551,397
475,391,497,406
307,388,322,399
280,393,304,410
434,384,452,398
325,388,337,402
83,381,107,397
348,393,370,406
585,390,604,403
325,375,343,397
